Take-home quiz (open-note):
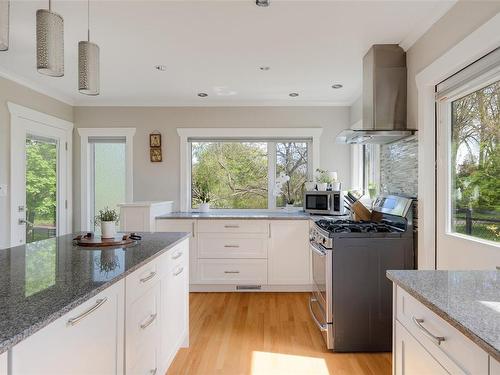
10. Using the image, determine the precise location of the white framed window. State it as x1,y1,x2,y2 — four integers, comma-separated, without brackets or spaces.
178,128,322,211
78,128,135,231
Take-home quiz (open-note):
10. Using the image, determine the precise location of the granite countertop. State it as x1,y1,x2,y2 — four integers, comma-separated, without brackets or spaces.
156,210,312,220
387,270,500,361
0,232,190,354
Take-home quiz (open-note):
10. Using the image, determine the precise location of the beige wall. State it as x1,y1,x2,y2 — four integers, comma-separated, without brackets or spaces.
0,76,73,248
407,0,500,129
73,106,351,229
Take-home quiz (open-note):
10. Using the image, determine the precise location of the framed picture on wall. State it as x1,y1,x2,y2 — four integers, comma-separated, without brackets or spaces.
150,133,161,147
150,147,162,162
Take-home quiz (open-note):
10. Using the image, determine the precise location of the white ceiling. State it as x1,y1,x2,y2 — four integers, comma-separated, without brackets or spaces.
1,0,456,106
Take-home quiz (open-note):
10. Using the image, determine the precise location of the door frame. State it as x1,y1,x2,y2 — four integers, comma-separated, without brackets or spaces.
8,102,73,247
415,13,500,269
77,128,135,231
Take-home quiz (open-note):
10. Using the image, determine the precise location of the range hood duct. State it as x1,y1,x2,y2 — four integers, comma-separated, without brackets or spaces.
336,44,416,145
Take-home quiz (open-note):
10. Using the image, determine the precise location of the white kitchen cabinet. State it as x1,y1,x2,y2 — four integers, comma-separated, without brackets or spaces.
198,232,268,259
119,201,173,232
268,220,310,285
160,240,189,371
156,219,197,284
491,357,500,375
12,280,125,375
394,320,448,375
0,351,7,375
198,258,268,284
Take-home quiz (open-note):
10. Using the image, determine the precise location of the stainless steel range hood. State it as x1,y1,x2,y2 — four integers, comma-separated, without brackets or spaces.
336,44,416,145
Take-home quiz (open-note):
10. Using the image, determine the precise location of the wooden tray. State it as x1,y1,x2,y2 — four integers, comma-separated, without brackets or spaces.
73,233,138,248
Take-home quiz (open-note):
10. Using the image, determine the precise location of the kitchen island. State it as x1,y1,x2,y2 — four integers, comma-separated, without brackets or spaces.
387,270,500,375
0,232,190,375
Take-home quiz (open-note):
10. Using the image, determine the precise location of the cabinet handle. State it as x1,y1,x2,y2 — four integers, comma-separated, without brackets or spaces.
269,222,271,238
67,298,107,326
412,316,445,345
192,222,195,238
140,271,156,283
224,225,239,228
224,244,240,248
173,267,184,276
224,270,240,274
140,313,157,329
171,251,183,259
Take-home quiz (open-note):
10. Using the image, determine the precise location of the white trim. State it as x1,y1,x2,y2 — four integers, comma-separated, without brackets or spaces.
77,128,136,231
75,99,353,107
8,103,73,247
399,1,457,51
415,13,500,270
177,127,323,212
0,68,75,106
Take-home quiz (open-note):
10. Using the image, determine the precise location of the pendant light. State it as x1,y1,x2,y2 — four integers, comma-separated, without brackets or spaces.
0,0,9,51
78,0,99,95
36,0,64,76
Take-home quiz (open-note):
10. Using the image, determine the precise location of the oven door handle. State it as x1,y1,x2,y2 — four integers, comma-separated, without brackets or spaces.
309,296,328,332
310,242,327,257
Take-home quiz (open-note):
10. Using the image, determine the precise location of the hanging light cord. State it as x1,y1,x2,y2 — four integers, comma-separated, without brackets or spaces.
87,0,90,41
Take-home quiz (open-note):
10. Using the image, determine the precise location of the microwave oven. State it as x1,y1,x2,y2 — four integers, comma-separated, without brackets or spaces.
304,191,345,215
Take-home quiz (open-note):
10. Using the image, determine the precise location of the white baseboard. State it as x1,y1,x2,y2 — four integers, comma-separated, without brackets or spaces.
189,284,314,292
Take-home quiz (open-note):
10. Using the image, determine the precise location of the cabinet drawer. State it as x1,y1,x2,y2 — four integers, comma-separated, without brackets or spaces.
164,242,189,270
126,283,160,368
198,259,267,284
126,258,160,303
198,233,267,259
396,286,488,374
127,337,157,375
197,220,268,234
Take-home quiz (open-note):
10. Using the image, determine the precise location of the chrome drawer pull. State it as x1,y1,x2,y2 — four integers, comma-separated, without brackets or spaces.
308,296,327,332
412,317,445,345
224,244,240,248
140,271,156,283
67,298,107,326
224,270,240,274
173,267,184,276
171,251,183,259
224,225,239,228
140,313,157,329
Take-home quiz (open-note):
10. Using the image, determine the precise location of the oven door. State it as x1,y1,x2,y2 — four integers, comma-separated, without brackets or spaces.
310,241,333,323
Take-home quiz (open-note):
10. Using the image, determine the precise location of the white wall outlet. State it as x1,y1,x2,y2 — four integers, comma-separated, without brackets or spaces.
0,184,8,197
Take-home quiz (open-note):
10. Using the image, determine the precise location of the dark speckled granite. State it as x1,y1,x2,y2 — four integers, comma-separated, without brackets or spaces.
156,210,312,220
387,270,500,361
0,232,190,354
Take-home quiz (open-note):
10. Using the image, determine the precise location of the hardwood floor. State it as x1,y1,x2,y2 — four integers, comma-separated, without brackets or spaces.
167,292,392,375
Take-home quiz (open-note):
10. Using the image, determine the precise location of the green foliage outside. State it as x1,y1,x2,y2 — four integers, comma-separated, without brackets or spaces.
191,142,309,209
25,239,56,297
26,139,57,228
451,80,499,242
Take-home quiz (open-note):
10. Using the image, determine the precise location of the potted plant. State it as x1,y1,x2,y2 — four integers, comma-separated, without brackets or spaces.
285,198,295,211
195,181,211,213
315,169,332,191
95,207,119,239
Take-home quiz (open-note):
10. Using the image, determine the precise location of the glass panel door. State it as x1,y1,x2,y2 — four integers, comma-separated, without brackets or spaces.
91,142,126,232
25,135,58,244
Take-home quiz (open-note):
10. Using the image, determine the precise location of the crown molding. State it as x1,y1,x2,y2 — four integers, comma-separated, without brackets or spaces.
399,0,457,51
0,67,75,106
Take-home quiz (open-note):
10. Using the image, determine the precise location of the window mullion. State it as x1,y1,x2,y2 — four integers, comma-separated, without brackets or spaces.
268,142,277,209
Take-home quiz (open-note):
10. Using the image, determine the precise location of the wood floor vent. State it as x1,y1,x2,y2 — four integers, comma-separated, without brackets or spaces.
236,285,262,290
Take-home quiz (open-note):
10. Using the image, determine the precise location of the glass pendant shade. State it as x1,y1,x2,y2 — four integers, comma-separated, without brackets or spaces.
78,41,99,95
36,8,64,76
0,0,9,51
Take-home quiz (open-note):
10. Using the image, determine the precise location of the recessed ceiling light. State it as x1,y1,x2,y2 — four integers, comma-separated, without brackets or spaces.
197,92,208,97
154,65,167,71
331,84,343,89
259,66,270,71
256,0,270,7
289,92,299,97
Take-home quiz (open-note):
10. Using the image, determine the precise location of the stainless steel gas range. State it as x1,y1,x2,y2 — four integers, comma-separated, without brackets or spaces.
309,195,415,352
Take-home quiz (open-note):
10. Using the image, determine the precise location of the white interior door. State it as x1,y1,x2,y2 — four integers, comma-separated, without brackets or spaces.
9,103,73,247
436,58,499,269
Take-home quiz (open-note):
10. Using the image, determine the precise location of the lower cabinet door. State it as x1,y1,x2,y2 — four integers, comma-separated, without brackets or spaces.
12,280,124,375
395,320,448,375
127,340,157,375
160,261,189,371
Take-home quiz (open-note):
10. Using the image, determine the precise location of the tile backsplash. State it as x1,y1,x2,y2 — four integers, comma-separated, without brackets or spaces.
380,136,418,197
